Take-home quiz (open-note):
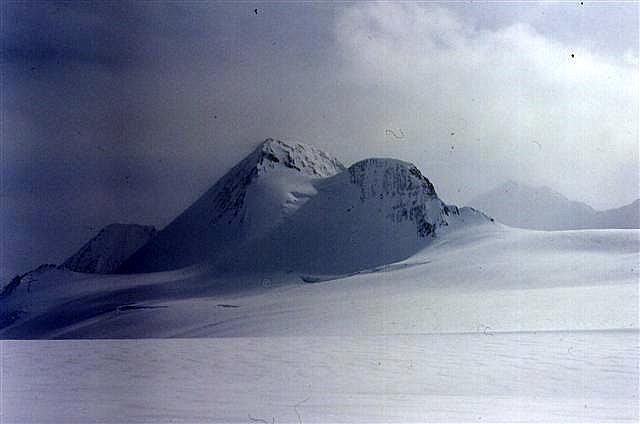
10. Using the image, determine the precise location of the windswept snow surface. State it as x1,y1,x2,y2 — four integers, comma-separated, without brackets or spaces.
1,224,638,422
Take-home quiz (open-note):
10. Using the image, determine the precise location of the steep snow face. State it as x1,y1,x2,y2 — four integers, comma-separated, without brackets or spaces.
61,224,157,274
470,180,639,230
119,139,345,273
219,158,490,274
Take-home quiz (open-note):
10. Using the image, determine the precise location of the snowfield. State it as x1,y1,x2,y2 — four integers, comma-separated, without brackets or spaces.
2,224,637,339
1,224,638,422
2,332,637,423
1,140,638,422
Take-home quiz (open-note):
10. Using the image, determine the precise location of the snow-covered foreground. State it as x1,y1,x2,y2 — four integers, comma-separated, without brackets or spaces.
2,331,638,423
1,224,638,421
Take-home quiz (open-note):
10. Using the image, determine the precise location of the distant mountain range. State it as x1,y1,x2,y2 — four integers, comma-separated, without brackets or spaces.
469,181,639,230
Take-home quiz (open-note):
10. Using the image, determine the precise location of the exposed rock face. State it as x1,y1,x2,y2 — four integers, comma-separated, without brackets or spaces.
348,159,444,239
257,138,346,178
348,160,436,201
61,224,157,274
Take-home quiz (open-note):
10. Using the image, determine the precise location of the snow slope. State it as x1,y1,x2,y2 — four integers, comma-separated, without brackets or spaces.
470,180,640,230
1,224,638,422
1,223,637,339
118,139,345,273
60,224,157,274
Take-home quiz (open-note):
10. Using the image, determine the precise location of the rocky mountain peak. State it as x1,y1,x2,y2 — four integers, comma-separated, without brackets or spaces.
347,158,437,202
255,138,345,178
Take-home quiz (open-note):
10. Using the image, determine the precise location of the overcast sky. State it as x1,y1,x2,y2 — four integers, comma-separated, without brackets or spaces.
2,1,638,280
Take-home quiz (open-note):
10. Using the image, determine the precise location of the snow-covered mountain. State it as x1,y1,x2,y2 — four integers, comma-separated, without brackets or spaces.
218,157,489,274
61,224,157,274
120,139,487,274
469,180,640,230
1,138,493,335
118,139,346,273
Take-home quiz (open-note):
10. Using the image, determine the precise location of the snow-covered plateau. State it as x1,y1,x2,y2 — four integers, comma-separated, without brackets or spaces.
1,139,638,422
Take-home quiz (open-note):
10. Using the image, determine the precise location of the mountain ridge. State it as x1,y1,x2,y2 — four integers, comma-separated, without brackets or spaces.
214,156,490,274
118,138,347,273
121,139,491,274
61,224,157,274
469,180,639,230
5,138,492,280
